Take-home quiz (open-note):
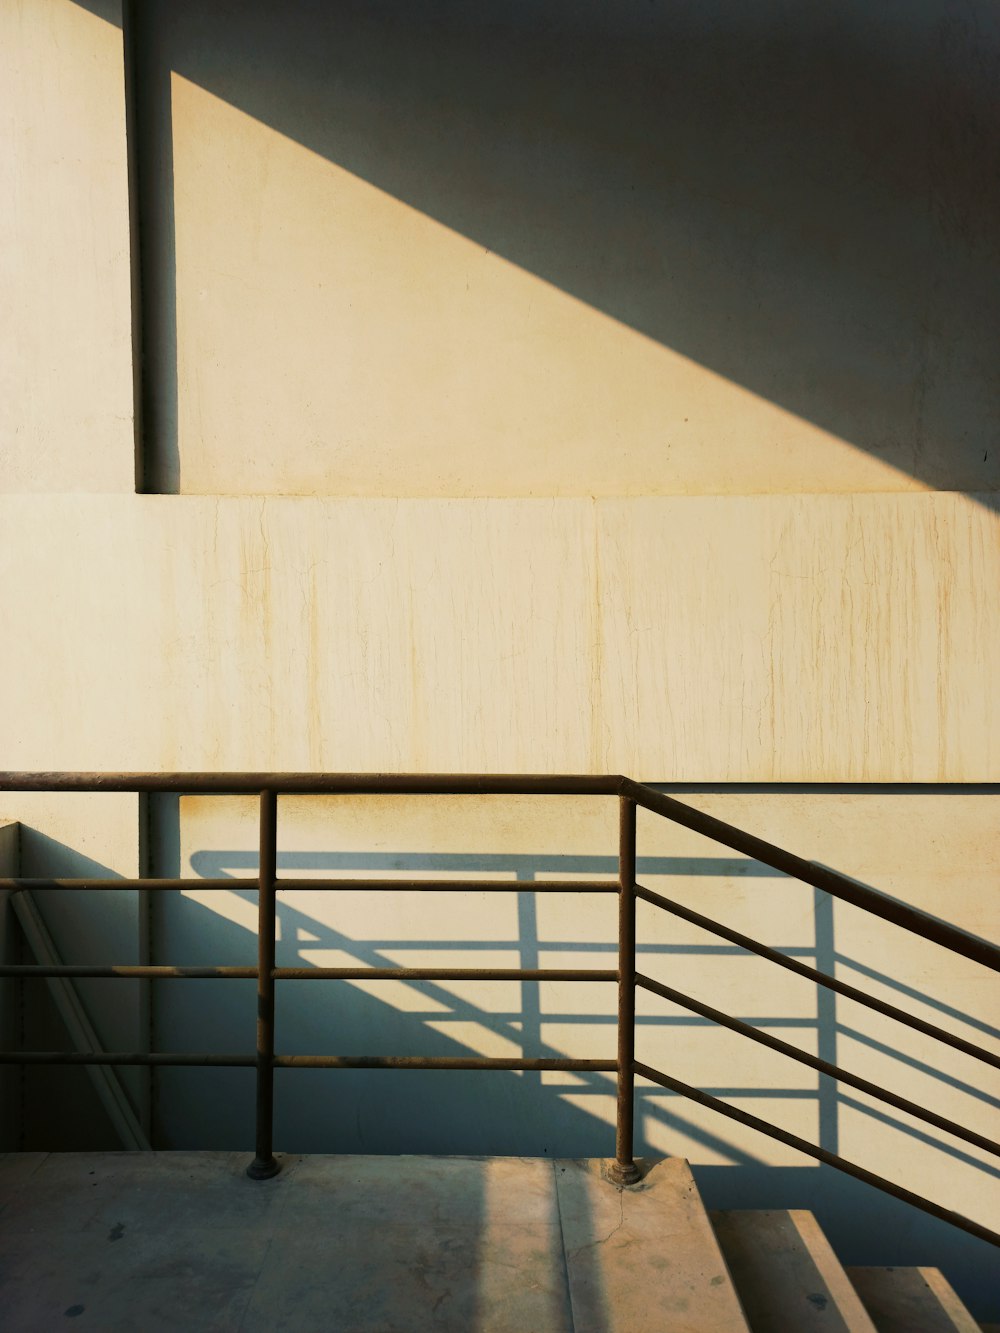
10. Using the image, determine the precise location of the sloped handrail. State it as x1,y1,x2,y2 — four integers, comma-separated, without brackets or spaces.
621,778,1000,971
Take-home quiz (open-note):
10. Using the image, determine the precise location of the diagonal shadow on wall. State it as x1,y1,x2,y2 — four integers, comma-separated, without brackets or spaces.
73,0,1000,502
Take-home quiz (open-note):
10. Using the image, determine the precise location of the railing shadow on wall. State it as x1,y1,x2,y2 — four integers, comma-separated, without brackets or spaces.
171,848,820,1165
8,820,998,1189
169,846,998,1171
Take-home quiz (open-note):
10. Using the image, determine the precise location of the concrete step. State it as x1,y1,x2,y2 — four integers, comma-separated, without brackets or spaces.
0,1151,750,1332
846,1266,981,1333
711,1208,877,1332
556,1157,750,1333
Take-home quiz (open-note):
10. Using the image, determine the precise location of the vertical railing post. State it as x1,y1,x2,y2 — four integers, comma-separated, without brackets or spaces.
247,787,280,1179
610,792,641,1185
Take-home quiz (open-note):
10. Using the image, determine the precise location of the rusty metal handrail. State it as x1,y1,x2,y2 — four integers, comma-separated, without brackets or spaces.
0,771,997,1243
622,778,1000,972
2,771,996,969
0,772,622,795
0,776,637,1186
634,1063,1000,1249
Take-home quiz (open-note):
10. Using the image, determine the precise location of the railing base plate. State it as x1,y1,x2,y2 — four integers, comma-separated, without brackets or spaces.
606,1159,642,1187
246,1156,281,1181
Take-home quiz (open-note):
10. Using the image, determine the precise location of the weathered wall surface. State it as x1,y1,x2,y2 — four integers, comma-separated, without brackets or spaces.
0,0,134,492
0,492,996,781
132,0,1000,498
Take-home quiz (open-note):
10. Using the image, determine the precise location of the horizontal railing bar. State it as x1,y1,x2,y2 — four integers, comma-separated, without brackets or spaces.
634,883,1000,1072
0,966,618,982
0,1052,257,1066
625,780,1000,971
278,878,621,893
274,968,618,981
0,1053,617,1073
0,772,624,796
633,1061,1000,1249
635,973,1000,1159
0,879,246,893
272,1056,617,1070
0,966,256,979
0,877,621,894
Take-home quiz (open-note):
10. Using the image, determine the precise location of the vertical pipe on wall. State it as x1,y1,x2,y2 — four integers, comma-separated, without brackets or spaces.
247,789,280,1179
121,0,179,492
610,793,641,1185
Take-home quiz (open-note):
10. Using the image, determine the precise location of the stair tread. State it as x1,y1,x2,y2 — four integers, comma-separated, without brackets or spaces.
557,1158,750,1333
711,1209,877,1332
845,1266,981,1333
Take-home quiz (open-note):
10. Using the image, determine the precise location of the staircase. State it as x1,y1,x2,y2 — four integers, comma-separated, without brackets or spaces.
710,1204,986,1332
0,1150,993,1330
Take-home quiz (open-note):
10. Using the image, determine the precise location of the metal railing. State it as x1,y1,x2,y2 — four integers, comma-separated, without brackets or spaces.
0,772,997,1245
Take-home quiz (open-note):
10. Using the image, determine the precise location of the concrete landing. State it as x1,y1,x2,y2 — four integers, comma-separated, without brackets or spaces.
0,1151,748,1332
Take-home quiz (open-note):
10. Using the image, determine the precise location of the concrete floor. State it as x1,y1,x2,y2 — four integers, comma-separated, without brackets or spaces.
0,1151,748,1332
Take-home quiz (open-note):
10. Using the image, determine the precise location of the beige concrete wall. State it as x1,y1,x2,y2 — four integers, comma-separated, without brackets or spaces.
134,1,1000,498
9,1,995,503
151,790,998,1237
0,492,996,781
0,0,134,492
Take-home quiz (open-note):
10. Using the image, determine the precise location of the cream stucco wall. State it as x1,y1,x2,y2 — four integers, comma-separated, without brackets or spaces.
0,0,134,492
135,0,1000,499
0,492,996,781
